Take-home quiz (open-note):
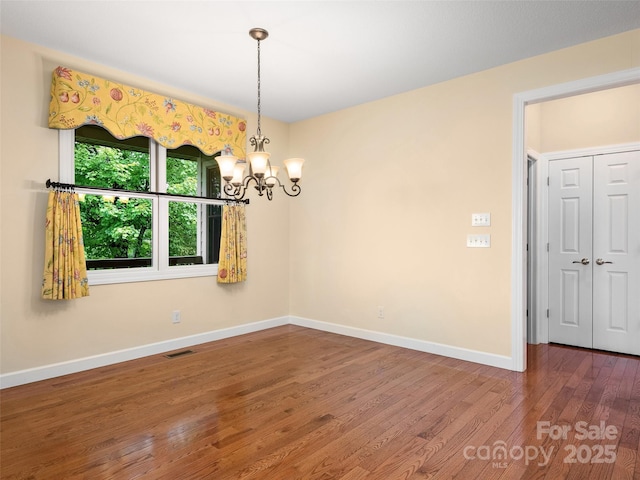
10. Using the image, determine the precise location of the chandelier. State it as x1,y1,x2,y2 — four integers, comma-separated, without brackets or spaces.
216,28,305,201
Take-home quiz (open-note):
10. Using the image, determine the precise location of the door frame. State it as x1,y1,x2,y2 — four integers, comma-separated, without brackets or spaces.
510,67,640,372
527,149,547,346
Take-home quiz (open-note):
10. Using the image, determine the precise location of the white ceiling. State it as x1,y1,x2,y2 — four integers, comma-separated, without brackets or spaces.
2,1,639,123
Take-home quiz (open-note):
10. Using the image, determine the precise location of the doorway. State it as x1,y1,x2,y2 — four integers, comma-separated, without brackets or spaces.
547,150,640,356
512,67,640,372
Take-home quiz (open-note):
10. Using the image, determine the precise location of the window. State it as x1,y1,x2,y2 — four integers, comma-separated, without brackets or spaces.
166,144,223,267
61,125,225,284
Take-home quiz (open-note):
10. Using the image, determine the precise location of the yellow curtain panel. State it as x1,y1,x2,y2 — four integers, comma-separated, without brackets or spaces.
48,66,247,158
42,190,90,300
217,204,247,284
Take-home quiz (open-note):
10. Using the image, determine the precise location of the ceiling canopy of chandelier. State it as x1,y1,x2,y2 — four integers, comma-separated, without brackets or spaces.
216,28,305,201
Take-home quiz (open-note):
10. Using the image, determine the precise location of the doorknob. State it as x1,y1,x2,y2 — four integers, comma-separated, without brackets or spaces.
595,258,613,265
572,258,590,265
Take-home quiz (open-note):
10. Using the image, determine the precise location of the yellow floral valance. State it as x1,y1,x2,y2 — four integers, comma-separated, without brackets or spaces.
48,66,246,158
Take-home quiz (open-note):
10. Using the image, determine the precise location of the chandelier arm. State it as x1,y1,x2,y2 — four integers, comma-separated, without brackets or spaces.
223,182,247,201
244,175,259,191
262,175,302,197
279,182,302,197
223,173,263,200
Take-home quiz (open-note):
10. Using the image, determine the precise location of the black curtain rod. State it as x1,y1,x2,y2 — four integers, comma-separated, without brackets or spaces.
45,179,249,204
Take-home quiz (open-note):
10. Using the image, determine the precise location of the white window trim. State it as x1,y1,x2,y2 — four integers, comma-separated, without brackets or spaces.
60,130,221,285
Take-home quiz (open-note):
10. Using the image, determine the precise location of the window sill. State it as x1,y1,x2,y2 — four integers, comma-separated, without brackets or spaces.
87,264,219,285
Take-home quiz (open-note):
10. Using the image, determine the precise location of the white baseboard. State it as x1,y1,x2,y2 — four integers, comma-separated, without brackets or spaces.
290,316,513,370
1,315,515,389
0,317,288,389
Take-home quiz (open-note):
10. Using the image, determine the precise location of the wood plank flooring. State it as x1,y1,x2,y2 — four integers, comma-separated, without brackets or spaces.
1,325,639,479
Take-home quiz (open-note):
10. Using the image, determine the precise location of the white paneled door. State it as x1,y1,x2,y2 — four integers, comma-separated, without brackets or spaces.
548,157,594,349
548,151,640,356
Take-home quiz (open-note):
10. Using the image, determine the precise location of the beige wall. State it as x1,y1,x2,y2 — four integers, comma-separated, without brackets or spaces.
289,30,640,357
0,35,291,373
2,30,639,377
537,84,640,153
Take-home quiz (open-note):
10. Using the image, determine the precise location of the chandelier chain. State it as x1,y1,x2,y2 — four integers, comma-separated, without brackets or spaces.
256,38,262,137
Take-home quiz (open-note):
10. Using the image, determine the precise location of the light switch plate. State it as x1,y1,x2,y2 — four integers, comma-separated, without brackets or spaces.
471,213,491,226
467,234,491,248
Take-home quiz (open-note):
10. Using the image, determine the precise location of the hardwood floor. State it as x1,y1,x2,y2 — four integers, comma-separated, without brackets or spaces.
1,325,639,479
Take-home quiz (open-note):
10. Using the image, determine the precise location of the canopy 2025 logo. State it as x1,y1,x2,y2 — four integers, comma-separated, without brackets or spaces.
462,421,618,468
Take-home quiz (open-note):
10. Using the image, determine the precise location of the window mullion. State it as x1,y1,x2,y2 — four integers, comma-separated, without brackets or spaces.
157,197,168,271
156,144,168,271
197,158,205,259
155,143,166,194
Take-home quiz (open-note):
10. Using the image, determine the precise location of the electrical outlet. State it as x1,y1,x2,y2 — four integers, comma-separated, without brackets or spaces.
172,310,181,324
467,234,491,248
471,213,491,226
377,306,385,319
